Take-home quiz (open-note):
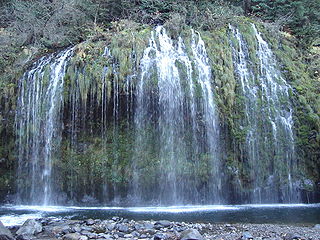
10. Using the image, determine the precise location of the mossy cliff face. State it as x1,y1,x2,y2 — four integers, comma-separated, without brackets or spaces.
1,20,319,204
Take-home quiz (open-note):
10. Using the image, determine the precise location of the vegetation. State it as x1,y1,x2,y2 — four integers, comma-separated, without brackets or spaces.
0,0,319,202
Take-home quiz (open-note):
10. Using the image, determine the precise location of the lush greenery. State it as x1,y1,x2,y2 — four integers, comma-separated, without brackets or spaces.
0,0,319,202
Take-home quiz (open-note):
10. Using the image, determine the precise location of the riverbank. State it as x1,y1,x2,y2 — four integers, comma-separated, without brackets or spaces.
1,217,320,240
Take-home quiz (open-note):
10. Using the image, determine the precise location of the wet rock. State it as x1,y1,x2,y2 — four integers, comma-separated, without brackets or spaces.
241,231,254,240
0,221,14,240
180,229,204,240
16,219,43,236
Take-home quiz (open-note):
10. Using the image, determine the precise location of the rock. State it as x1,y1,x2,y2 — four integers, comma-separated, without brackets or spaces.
130,231,140,237
63,233,82,240
0,221,14,240
106,223,116,231
51,225,71,235
124,234,132,238
154,232,169,240
117,224,129,233
79,236,88,240
241,231,253,240
314,224,320,229
283,233,304,240
80,226,92,232
180,229,204,240
0,236,14,240
85,219,95,226
16,219,43,236
155,220,171,228
112,217,120,222
16,235,33,240
93,225,106,234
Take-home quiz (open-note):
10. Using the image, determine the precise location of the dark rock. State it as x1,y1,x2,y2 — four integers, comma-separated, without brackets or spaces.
241,231,253,240
16,219,42,236
0,221,14,240
180,229,204,240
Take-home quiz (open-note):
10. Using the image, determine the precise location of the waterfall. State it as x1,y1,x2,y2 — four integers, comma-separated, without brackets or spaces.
13,24,303,206
16,48,73,205
132,26,220,205
229,24,299,203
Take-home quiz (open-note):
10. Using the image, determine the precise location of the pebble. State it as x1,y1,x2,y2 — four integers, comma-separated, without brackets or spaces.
0,217,318,240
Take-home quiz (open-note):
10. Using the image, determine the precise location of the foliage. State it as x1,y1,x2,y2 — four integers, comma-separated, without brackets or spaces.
250,0,320,47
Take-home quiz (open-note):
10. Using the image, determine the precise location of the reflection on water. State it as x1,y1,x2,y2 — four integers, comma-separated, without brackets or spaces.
1,204,320,226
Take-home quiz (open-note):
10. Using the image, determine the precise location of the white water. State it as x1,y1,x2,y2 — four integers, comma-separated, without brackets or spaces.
16,48,73,205
229,24,299,203
132,27,220,204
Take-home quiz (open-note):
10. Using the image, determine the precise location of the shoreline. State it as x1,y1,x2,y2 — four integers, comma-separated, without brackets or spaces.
1,217,319,240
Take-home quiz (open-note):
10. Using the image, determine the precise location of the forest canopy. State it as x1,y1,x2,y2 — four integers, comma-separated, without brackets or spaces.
0,0,319,49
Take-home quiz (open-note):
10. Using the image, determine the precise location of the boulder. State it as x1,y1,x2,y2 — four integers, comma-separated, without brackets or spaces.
0,221,14,240
180,229,204,240
16,219,42,236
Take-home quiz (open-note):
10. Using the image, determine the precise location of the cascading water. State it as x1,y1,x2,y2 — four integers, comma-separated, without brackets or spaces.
16,48,73,205
229,24,299,203
132,26,221,205
13,24,303,206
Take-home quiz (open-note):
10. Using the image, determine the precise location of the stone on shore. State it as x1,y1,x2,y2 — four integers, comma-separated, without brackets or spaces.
180,229,204,240
0,221,14,240
16,219,42,237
